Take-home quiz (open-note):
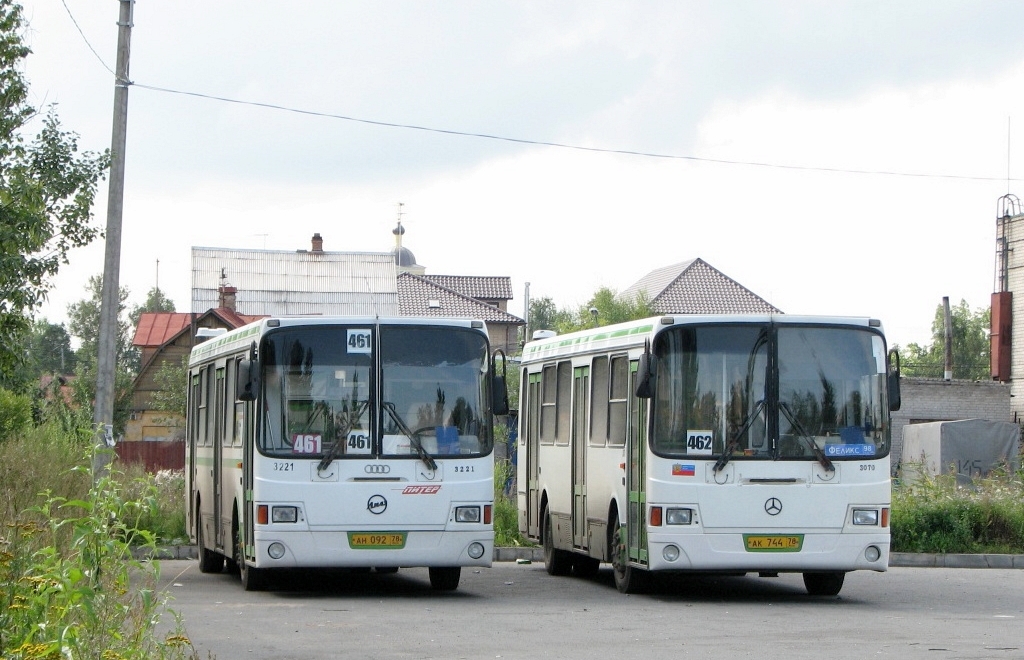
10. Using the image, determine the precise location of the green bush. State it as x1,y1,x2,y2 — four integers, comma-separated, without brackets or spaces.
892,469,1024,554
0,387,32,442
0,427,201,659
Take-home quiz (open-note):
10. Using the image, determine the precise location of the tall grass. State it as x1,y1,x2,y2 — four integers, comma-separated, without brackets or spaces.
892,467,1024,554
0,423,201,659
494,459,531,547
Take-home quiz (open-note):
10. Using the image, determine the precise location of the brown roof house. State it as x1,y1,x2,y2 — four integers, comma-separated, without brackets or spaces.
127,295,263,443
620,258,781,315
398,273,523,354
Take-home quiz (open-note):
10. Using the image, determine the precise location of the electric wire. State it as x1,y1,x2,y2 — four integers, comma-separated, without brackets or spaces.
61,2,1021,184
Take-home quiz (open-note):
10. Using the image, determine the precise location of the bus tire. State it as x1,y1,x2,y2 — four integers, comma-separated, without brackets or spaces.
428,567,460,591
542,506,572,576
610,517,646,594
196,510,224,574
803,571,845,596
234,517,266,591
225,510,240,575
572,554,601,579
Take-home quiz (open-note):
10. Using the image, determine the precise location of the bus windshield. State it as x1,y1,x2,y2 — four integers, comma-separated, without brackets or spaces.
651,324,889,460
258,324,493,459
380,326,492,458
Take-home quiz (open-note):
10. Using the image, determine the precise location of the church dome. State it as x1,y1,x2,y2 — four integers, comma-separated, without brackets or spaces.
393,246,417,267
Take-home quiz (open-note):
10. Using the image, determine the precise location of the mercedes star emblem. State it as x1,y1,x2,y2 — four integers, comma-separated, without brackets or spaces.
764,497,783,516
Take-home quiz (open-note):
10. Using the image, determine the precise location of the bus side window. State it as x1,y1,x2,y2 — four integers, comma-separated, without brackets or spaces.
608,355,628,446
590,356,609,447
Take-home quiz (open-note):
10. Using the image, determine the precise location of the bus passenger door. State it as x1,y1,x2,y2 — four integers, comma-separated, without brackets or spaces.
526,372,542,538
213,366,226,551
627,361,648,567
572,366,589,550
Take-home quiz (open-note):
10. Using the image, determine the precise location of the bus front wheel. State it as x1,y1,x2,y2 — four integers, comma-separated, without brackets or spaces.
610,517,646,594
803,571,845,596
234,520,266,591
428,567,460,591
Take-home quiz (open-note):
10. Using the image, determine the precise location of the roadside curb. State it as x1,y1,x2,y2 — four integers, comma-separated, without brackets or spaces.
889,552,1024,569
140,546,1024,568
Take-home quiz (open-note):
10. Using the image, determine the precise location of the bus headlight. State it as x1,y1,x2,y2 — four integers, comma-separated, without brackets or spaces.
272,506,298,523
467,542,485,559
268,542,286,559
666,508,693,525
852,509,879,526
663,544,681,562
455,506,481,523
865,545,881,562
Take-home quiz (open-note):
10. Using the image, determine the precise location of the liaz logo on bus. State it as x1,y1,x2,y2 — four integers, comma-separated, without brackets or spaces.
402,485,442,495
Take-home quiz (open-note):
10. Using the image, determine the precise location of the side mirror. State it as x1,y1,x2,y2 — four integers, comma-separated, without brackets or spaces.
491,349,510,416
237,358,259,402
492,376,509,416
635,342,655,399
887,349,901,412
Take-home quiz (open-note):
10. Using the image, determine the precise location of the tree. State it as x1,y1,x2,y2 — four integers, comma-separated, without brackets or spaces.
150,356,187,420
27,318,76,376
0,2,109,379
897,299,990,380
68,274,135,374
529,288,655,337
67,275,135,435
527,296,572,338
129,287,176,327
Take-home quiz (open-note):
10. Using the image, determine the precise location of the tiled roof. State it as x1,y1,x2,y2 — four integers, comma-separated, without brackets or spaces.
132,313,192,347
620,258,781,315
397,273,524,323
418,275,513,300
132,310,264,348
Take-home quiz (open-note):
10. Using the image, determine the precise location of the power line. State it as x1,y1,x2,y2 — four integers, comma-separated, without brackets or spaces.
60,2,1022,184
59,0,115,77
133,83,1022,183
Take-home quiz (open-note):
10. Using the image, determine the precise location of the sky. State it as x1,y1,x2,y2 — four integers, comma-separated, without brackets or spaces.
17,1,1024,349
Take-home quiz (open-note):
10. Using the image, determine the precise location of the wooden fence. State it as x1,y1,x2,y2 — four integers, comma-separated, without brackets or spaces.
115,440,185,473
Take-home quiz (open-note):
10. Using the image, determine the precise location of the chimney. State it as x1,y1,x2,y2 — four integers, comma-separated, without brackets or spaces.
311,233,324,253
219,285,237,312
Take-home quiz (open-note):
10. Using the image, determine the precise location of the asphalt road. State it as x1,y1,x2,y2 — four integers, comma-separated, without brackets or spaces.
154,560,1024,660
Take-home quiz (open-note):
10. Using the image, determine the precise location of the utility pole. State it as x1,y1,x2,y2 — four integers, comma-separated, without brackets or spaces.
93,0,134,476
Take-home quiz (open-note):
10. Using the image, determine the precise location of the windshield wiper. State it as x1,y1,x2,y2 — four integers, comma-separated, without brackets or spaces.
382,402,438,472
714,399,765,473
316,400,368,473
779,402,835,473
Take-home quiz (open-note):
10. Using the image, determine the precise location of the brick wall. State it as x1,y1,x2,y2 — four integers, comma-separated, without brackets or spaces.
891,377,1013,473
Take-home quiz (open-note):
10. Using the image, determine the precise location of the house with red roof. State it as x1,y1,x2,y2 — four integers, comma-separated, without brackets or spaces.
127,296,263,442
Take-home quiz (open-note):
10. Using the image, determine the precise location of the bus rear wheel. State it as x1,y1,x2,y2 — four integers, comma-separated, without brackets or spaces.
803,571,845,596
610,517,646,594
542,506,573,576
196,512,224,574
428,567,460,591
